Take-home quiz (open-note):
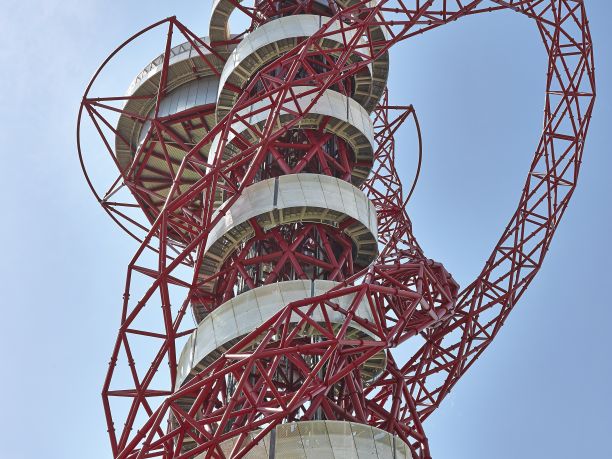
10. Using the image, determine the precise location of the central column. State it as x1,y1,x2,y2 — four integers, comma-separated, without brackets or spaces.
176,1,411,456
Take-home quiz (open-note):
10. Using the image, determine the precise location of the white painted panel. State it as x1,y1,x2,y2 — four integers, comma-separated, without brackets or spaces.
218,15,373,98
204,174,377,259
177,280,382,389
198,420,413,458
208,86,374,168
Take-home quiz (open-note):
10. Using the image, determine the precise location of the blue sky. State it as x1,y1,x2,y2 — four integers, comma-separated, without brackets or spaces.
0,1,610,458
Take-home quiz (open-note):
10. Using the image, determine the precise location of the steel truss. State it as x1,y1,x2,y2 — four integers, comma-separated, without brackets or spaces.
77,1,595,458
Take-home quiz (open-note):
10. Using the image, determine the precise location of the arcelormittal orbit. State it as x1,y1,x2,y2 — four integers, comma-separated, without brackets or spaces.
78,1,595,457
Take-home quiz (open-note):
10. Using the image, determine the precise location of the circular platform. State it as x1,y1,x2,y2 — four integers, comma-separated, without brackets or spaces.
209,86,375,184
201,420,413,458
209,0,389,111
115,37,229,172
194,174,378,309
179,279,387,389
216,15,376,117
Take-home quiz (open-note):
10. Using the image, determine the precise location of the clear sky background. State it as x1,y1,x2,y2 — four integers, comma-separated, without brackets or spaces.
0,1,610,458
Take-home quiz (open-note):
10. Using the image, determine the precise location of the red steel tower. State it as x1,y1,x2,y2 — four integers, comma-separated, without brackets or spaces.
78,1,595,458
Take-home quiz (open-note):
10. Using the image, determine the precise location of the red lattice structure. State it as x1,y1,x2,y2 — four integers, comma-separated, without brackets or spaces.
77,1,595,458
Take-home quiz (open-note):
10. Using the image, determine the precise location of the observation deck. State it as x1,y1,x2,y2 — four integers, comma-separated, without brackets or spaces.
198,420,412,458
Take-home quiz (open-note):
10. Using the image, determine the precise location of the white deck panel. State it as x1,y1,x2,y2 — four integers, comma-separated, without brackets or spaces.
115,37,228,171
210,0,379,42
126,37,218,96
209,85,374,164
196,420,412,458
217,15,373,105
209,1,389,112
136,76,219,145
205,174,377,259
178,280,383,389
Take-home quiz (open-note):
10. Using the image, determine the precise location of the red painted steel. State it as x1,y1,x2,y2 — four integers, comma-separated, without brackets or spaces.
77,1,596,458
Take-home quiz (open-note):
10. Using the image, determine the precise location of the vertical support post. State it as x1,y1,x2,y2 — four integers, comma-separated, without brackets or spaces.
269,427,277,459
